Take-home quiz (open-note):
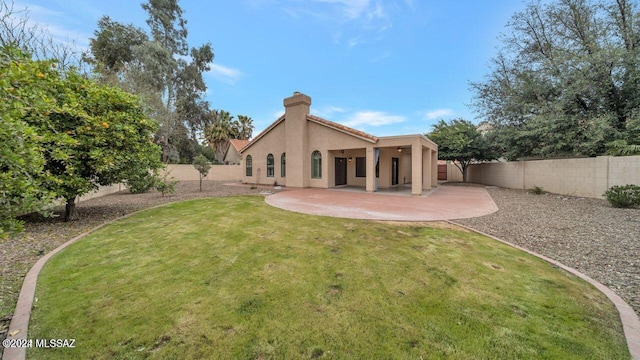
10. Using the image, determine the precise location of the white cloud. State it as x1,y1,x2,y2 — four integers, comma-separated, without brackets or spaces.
276,0,391,47
310,0,370,20
312,105,345,118
207,63,245,85
9,2,92,51
342,111,405,127
425,109,454,120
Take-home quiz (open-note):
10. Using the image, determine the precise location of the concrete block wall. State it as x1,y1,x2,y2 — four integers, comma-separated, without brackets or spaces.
467,161,524,189
609,156,640,187
445,162,464,182
77,184,125,204
75,165,244,204
164,164,243,182
467,155,640,199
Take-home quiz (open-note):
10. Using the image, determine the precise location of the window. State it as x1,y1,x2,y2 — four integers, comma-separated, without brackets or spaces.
356,157,366,177
266,154,274,177
246,155,253,176
311,150,322,179
281,153,286,177
355,157,379,178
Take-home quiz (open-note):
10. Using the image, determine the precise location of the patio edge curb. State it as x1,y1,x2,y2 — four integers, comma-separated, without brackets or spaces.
448,220,640,360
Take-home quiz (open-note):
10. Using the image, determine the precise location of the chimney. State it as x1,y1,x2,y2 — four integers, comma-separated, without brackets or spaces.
284,91,311,115
284,92,312,187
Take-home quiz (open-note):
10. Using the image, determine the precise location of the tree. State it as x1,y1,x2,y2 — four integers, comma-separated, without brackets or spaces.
11,49,164,221
192,154,211,191
471,0,640,160
236,115,254,140
86,0,214,163
84,16,148,74
205,110,234,163
0,46,56,237
427,119,496,182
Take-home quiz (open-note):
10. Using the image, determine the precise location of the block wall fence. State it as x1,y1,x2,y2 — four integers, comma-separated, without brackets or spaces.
467,155,640,199
77,165,244,203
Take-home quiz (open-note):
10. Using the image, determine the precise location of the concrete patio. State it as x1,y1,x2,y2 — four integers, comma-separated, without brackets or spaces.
265,184,498,221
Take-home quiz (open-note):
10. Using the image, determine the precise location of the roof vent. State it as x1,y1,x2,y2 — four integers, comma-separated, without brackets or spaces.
293,91,301,95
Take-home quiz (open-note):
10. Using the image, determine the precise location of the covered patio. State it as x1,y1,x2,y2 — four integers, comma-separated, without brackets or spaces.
325,135,438,196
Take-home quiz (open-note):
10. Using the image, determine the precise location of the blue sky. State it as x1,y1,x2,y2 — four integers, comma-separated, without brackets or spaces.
15,0,525,137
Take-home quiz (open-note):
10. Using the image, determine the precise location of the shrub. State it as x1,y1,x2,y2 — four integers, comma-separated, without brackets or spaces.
126,172,158,194
155,169,178,197
604,185,640,208
530,186,545,195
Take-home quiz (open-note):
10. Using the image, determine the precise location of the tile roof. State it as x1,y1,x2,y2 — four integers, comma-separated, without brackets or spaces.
229,139,251,152
306,114,378,142
240,113,380,152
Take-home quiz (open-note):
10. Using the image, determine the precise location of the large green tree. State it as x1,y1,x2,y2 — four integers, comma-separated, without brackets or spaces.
86,0,214,163
471,0,640,160
427,119,496,182
2,46,163,224
0,46,57,237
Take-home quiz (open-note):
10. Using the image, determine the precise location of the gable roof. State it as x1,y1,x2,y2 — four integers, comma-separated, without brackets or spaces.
229,139,250,152
240,114,378,153
240,115,285,153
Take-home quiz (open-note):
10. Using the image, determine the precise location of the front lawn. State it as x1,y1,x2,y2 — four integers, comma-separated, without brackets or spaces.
28,196,629,359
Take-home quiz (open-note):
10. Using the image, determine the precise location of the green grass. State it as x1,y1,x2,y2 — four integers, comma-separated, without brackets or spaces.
28,196,629,359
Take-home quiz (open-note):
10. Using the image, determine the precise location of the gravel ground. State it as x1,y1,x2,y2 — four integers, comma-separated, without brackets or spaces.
1,182,638,350
454,186,640,317
0,181,266,346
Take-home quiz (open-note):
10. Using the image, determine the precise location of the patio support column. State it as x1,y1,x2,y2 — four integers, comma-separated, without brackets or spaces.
411,142,423,195
423,147,431,190
431,149,438,187
365,147,376,192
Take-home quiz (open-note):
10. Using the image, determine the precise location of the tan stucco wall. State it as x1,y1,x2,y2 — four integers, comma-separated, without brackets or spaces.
165,164,244,182
77,184,125,203
307,121,379,188
446,162,464,182
72,164,243,205
242,121,287,186
467,155,640,198
224,148,242,165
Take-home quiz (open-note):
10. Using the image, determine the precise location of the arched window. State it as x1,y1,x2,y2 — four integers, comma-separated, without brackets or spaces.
266,154,274,177
281,153,286,178
245,155,253,176
311,150,322,179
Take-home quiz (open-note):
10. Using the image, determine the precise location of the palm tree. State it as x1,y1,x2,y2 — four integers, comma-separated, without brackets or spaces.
205,110,234,163
236,115,254,140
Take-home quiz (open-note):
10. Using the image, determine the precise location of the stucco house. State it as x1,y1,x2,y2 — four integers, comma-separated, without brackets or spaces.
240,92,438,196
224,139,250,165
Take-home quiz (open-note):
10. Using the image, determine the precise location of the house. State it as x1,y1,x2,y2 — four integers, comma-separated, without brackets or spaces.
224,139,250,165
240,92,438,196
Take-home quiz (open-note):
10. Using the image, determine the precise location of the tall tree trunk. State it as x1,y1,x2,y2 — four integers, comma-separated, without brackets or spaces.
65,197,79,222
199,173,203,192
